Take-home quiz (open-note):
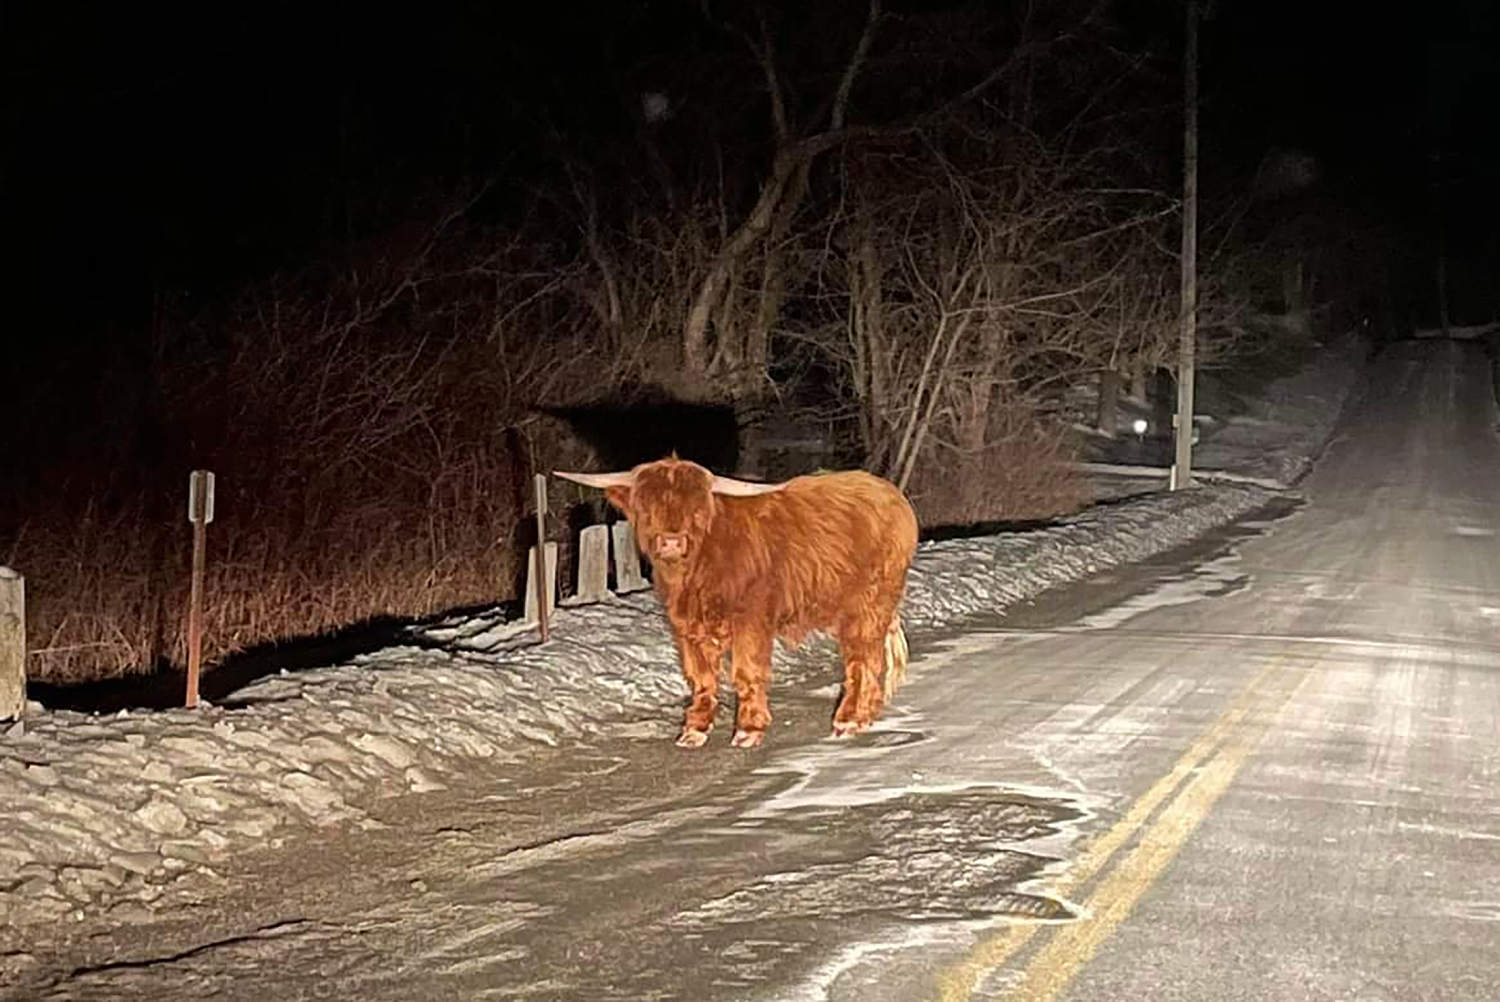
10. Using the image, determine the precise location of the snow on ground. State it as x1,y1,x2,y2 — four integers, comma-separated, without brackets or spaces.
1192,332,1369,486
0,336,1366,931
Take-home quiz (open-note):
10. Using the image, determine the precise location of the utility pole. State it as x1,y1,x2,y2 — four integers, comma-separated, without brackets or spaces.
1173,0,1200,490
1432,152,1452,336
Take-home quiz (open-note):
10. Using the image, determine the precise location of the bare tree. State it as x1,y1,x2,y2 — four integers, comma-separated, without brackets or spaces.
815,121,1183,494
677,1,883,402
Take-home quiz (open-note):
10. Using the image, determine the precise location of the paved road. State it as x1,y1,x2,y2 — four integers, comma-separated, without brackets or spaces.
24,338,1500,1000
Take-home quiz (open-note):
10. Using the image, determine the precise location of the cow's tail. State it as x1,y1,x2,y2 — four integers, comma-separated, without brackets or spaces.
882,613,909,703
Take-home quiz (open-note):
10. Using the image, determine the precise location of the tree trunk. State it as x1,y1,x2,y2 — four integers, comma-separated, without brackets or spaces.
1096,369,1120,436
1129,353,1148,401
739,160,810,403
850,215,888,468
683,142,831,392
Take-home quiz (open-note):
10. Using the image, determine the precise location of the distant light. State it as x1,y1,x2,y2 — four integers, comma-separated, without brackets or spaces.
1132,418,1148,435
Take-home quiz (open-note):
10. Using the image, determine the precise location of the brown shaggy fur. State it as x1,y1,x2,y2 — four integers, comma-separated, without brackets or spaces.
601,457,918,748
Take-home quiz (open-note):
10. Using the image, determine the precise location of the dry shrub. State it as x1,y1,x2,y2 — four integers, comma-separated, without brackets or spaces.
12,501,164,677
904,411,1086,530
5,209,614,685
11,456,518,685
8,393,604,686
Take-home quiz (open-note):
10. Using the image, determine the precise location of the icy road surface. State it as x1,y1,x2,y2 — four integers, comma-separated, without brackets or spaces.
13,338,1500,1001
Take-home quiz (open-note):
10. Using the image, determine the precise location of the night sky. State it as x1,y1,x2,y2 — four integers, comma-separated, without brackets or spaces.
4,0,1497,353
5,2,583,334
1209,1,1497,235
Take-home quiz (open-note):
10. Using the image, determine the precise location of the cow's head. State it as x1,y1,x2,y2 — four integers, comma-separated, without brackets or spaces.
556,457,784,566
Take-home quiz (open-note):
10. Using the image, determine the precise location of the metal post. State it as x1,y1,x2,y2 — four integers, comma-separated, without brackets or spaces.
1173,0,1199,490
0,567,24,721
532,474,550,641
186,470,215,708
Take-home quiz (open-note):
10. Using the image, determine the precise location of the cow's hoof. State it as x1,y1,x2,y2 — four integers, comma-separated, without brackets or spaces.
675,727,711,749
831,720,868,739
730,728,764,749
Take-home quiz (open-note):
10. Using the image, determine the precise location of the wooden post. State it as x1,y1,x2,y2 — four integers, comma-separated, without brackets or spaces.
610,522,649,594
574,525,610,604
0,567,23,721
523,543,558,626
532,474,551,641
186,470,214,708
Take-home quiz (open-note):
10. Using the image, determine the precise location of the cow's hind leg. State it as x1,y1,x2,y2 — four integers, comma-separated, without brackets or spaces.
676,635,723,749
729,626,774,748
832,613,887,738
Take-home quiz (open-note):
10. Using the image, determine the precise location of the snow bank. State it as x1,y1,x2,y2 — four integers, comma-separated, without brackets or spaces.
0,484,1267,932
1192,331,1368,486
0,339,1365,932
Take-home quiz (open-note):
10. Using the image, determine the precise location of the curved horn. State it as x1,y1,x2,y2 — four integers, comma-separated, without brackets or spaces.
554,470,636,489
709,474,788,497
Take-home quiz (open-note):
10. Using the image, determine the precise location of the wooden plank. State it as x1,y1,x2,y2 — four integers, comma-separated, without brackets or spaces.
611,522,650,594
523,542,558,625
0,567,23,721
532,474,551,640
574,525,610,604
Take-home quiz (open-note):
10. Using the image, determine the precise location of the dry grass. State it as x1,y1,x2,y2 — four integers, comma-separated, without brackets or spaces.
13,471,520,683
6,409,580,684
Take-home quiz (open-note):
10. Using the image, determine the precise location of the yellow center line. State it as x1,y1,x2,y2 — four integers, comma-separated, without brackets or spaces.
933,658,1304,1002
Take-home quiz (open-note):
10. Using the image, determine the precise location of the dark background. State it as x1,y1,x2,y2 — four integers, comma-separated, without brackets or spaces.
4,0,1496,355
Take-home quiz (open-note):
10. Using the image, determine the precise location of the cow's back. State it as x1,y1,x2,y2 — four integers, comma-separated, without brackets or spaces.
688,470,916,642
783,470,917,563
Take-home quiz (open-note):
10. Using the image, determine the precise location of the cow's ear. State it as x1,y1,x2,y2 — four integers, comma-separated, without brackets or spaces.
605,485,633,517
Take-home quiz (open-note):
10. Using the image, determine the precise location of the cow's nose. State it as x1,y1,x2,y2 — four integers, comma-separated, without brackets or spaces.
656,534,687,559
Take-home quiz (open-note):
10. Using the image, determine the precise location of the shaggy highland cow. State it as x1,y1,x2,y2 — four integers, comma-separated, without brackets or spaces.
556,456,918,748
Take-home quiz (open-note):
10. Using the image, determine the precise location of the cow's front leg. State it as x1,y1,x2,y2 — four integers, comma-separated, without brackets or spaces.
676,635,723,749
729,627,774,748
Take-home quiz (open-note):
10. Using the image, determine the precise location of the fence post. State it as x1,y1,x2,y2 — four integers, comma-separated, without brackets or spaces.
531,474,551,640
573,525,610,604
186,470,215,709
0,567,23,721
523,543,558,627
610,523,650,594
